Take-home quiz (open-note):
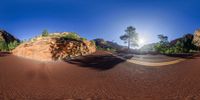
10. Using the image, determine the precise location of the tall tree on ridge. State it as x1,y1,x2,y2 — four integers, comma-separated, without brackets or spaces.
120,26,138,50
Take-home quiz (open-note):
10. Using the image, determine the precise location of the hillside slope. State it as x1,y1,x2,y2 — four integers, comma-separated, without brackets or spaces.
13,32,96,61
0,30,20,51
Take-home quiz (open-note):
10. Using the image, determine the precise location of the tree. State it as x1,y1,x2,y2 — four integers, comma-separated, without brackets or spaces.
174,40,184,53
182,34,197,52
157,34,169,45
120,26,138,50
154,34,169,53
42,29,49,37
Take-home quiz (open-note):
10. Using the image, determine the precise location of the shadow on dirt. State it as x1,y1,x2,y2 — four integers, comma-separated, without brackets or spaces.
0,52,11,57
65,54,125,70
165,53,200,59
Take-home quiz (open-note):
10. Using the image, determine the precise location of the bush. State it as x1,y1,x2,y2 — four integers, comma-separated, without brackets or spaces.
0,40,20,51
80,38,87,41
8,40,20,50
96,45,116,52
154,43,169,54
0,40,8,51
42,30,49,37
63,33,80,40
96,46,104,50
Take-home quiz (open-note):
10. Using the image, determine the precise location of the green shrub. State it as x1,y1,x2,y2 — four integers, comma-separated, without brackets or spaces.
0,40,20,51
96,45,116,51
42,29,49,37
154,43,169,54
0,40,8,51
8,40,20,50
80,38,87,41
63,33,80,40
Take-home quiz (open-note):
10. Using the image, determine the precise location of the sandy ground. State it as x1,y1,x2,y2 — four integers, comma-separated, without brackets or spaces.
1,51,200,100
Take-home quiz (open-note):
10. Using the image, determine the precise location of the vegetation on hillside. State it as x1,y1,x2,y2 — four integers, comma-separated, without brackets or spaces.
0,40,8,51
28,30,87,43
93,38,124,52
0,30,20,51
154,34,198,54
94,39,115,51
0,40,20,52
7,40,20,50
62,32,80,40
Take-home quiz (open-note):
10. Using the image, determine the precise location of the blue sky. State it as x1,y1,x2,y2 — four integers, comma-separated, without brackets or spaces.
0,0,200,47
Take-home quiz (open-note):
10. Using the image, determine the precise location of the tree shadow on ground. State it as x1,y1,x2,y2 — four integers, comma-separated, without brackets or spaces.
0,52,11,57
165,53,200,59
65,54,125,71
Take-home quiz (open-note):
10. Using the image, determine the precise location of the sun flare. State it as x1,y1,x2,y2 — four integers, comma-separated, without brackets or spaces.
138,38,145,46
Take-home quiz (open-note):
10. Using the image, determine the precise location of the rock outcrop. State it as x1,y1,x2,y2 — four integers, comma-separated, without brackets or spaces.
0,30,19,43
13,32,96,61
193,29,200,47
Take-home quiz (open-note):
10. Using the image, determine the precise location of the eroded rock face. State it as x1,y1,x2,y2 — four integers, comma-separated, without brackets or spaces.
12,33,96,61
193,29,200,47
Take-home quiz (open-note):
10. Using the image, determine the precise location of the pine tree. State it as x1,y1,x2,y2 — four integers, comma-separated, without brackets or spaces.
120,26,138,50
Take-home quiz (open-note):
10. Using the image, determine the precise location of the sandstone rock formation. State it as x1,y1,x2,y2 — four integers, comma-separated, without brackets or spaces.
193,29,200,47
12,32,96,61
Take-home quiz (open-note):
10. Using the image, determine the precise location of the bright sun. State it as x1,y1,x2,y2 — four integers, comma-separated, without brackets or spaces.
138,38,145,46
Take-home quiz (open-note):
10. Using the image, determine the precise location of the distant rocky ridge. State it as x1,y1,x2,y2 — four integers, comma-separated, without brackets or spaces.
139,43,157,52
170,34,193,46
0,30,19,43
0,30,20,51
13,32,96,61
93,38,125,51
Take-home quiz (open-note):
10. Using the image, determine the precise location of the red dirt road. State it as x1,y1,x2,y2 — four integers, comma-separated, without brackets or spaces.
1,51,200,100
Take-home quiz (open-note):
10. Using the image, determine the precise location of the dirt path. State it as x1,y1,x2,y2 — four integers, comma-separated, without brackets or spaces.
1,51,200,100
